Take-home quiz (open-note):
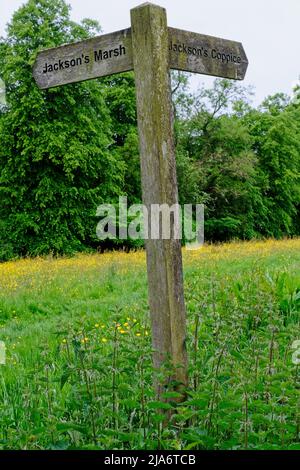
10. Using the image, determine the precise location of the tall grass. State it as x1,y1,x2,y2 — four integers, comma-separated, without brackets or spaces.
0,239,299,449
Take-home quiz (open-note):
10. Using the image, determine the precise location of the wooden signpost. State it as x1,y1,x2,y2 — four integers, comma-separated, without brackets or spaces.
33,2,248,400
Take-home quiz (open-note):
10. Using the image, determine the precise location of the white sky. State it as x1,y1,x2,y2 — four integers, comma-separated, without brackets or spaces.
1,0,300,105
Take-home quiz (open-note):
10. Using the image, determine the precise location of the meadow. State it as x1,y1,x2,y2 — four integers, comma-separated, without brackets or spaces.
0,239,299,450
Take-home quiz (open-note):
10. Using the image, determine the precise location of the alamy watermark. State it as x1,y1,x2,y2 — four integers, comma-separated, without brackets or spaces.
292,340,300,365
0,341,6,365
0,78,6,106
96,197,204,250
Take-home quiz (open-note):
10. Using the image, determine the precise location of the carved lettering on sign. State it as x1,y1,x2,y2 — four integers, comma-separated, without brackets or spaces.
33,27,248,90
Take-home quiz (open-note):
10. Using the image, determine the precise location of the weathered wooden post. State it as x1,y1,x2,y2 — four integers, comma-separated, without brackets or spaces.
130,3,188,396
32,0,248,405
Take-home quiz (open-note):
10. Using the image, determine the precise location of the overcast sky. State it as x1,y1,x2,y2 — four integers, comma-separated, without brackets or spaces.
1,0,300,105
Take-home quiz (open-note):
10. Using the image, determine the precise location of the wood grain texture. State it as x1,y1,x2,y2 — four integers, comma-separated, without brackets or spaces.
33,29,133,89
169,27,248,80
131,3,188,398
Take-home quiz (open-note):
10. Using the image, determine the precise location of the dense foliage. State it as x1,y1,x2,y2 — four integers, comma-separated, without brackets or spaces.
0,0,124,260
0,0,299,260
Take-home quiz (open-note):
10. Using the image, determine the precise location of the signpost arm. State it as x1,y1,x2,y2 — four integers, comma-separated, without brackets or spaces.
131,3,188,398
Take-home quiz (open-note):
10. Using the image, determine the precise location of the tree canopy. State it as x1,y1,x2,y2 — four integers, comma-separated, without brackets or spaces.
0,0,299,260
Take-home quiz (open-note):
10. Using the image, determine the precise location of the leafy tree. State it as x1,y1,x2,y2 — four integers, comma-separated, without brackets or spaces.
244,105,300,237
176,79,259,240
0,0,124,260
0,1,299,259
102,73,141,204
175,80,300,241
259,92,290,115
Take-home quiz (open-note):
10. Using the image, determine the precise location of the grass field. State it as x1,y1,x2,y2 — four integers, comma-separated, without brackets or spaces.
0,239,299,450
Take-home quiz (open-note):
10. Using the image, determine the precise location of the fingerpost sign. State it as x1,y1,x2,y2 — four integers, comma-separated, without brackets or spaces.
33,2,248,402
